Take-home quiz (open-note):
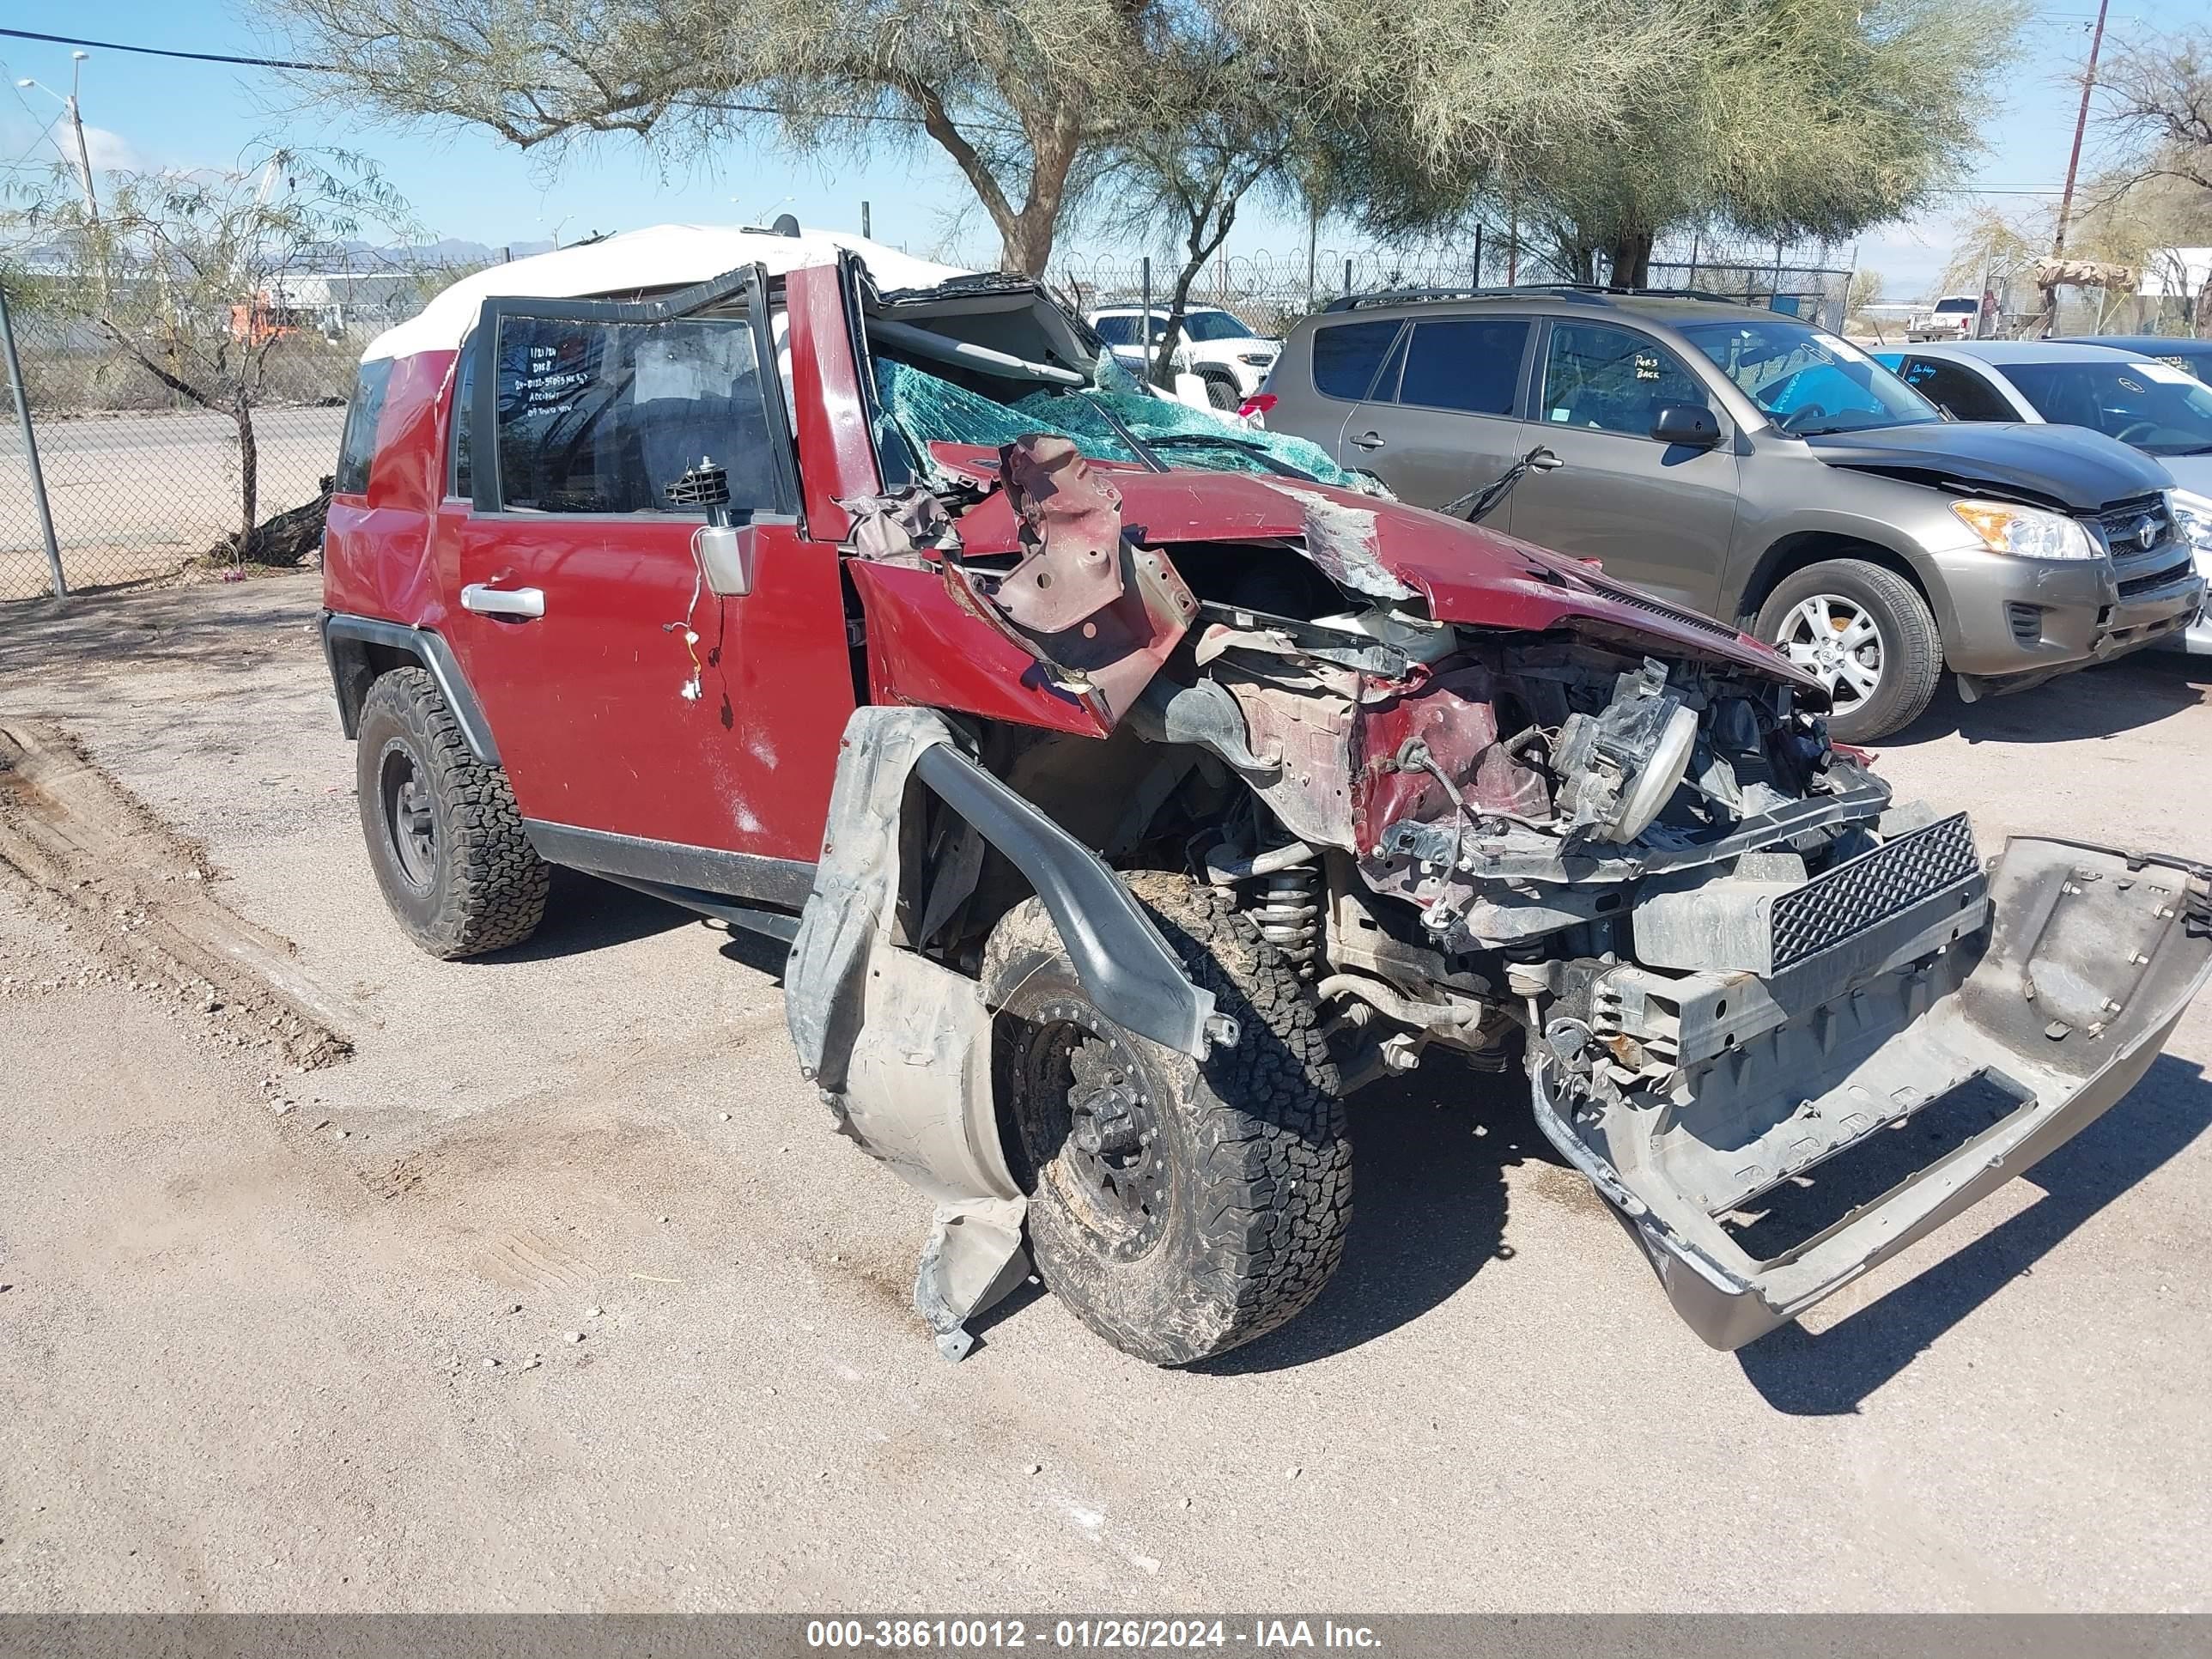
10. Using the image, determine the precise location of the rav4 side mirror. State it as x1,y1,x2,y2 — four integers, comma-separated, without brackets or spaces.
1651,404,1722,448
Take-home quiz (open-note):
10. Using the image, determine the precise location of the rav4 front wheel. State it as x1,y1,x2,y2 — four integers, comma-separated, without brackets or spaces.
982,872,1351,1365
1754,557,1942,743
356,666,549,958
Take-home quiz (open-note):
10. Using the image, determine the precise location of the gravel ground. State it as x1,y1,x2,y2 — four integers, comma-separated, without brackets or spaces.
1,573,2209,1612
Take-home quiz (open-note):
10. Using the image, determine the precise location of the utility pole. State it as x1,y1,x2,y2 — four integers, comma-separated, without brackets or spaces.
2051,0,2111,263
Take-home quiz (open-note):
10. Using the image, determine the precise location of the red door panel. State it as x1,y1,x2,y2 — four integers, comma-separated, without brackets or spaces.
432,271,856,878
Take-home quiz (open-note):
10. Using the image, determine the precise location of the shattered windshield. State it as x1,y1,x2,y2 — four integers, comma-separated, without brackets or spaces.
872,346,1362,488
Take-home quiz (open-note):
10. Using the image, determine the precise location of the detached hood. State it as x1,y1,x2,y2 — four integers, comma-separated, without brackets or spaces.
1804,421,2174,510
932,445,1813,690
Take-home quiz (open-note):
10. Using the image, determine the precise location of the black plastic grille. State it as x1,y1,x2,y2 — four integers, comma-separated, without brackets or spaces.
1576,574,1743,641
1770,812,1979,971
2094,495,2174,560
2118,556,2197,600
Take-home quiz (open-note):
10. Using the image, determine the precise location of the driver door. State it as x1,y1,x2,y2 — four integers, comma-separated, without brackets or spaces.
434,267,855,902
1507,319,1741,613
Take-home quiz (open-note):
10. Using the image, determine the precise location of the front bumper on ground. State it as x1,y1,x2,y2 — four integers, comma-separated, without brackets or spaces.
1532,835,2212,1350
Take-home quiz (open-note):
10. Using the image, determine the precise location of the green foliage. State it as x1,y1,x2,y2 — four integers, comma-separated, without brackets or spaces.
4,145,416,547
1346,0,2027,283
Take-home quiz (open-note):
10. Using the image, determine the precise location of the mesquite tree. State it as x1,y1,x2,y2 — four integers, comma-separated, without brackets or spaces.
11,147,413,557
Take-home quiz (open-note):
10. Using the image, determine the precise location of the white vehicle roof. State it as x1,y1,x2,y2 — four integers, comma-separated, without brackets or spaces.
1897,342,2160,367
362,224,969,362
1090,305,1241,317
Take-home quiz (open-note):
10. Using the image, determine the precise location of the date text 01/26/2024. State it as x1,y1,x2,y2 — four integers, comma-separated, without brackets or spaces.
805,1620,1383,1650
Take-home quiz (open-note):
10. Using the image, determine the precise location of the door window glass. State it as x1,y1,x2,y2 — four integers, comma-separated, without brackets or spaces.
1540,324,1706,436
1091,314,1139,346
449,345,474,498
491,313,787,515
334,358,394,495
1310,320,1402,400
1896,358,2014,422
1398,318,1529,416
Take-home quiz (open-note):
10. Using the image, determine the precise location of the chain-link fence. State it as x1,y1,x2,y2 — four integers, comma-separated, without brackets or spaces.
0,268,461,604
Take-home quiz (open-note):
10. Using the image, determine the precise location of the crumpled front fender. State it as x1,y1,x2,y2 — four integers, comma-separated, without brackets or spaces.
783,706,1224,1356
1534,836,2212,1350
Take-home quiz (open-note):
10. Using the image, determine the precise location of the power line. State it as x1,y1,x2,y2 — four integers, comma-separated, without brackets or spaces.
0,26,324,72
0,26,1020,134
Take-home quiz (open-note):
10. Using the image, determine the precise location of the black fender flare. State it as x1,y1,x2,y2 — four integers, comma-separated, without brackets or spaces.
319,611,501,765
786,708,1224,1090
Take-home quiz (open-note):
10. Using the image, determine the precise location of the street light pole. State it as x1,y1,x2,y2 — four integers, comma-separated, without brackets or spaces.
64,52,98,231
17,52,99,227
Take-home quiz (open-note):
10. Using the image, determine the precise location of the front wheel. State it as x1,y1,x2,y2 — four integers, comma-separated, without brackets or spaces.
982,872,1351,1365
1754,557,1942,743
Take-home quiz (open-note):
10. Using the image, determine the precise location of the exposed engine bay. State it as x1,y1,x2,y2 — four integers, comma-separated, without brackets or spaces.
787,273,2212,1357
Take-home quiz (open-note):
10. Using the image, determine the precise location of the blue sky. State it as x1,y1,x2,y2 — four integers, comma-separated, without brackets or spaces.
0,0,2201,296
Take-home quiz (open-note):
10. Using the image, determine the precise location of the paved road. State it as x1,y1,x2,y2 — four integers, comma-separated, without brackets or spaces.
0,407,344,596
0,577,2208,1611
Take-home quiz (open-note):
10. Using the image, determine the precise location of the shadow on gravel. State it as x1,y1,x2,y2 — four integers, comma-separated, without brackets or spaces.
492,868,695,962
1192,1065,1522,1375
0,576,319,679
1737,1051,2212,1415
1882,653,2209,747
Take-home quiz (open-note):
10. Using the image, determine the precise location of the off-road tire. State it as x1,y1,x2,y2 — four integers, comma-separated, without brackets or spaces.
982,872,1351,1365
1753,556,1943,743
356,666,548,958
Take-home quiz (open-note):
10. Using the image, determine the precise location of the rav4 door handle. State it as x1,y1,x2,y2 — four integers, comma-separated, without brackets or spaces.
460,583,546,620
1348,430,1386,450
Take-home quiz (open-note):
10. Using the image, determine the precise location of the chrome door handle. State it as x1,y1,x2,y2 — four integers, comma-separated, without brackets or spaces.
460,584,545,619
1529,449,1564,471
1348,430,1386,450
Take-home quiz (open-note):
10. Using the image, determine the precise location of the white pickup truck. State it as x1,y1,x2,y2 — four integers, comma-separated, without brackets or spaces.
1908,294,1983,342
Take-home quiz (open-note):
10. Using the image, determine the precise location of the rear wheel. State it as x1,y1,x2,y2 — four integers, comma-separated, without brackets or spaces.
356,666,549,958
983,872,1351,1365
1754,557,1942,742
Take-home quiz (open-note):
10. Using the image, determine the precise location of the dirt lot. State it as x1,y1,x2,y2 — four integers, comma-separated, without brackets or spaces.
1,573,2209,1613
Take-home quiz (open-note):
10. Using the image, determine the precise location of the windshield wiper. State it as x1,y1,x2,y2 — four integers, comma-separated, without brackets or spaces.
1440,445,1559,521
1074,393,1170,472
1139,432,1319,482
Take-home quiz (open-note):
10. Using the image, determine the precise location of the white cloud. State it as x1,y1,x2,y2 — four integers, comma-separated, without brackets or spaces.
73,123,144,173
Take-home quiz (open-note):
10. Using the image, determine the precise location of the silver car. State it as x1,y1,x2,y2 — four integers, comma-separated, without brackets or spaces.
1874,341,2212,654
1256,288,2203,738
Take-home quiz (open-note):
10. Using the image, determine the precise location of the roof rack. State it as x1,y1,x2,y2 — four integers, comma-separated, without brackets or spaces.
1321,283,1747,313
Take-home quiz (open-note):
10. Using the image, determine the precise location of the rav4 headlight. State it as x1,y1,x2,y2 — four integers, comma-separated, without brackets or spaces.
1949,499,2101,561
2170,489,2212,557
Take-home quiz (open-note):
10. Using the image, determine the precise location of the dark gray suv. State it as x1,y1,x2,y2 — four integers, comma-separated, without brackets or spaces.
1258,288,2202,739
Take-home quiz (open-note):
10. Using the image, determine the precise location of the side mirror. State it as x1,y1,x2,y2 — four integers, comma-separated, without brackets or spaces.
1651,403,1722,448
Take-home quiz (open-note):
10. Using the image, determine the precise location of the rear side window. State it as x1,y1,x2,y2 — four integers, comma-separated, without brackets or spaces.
489,313,787,516
1397,318,1530,416
333,359,394,495
1092,315,1139,346
1897,357,2013,422
449,346,474,498
1310,320,1401,400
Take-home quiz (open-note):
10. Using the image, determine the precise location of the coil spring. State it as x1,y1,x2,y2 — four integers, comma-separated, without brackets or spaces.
1248,866,1322,974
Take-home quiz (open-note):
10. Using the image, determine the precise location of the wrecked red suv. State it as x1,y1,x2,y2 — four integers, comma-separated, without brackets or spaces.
322,226,2212,1364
